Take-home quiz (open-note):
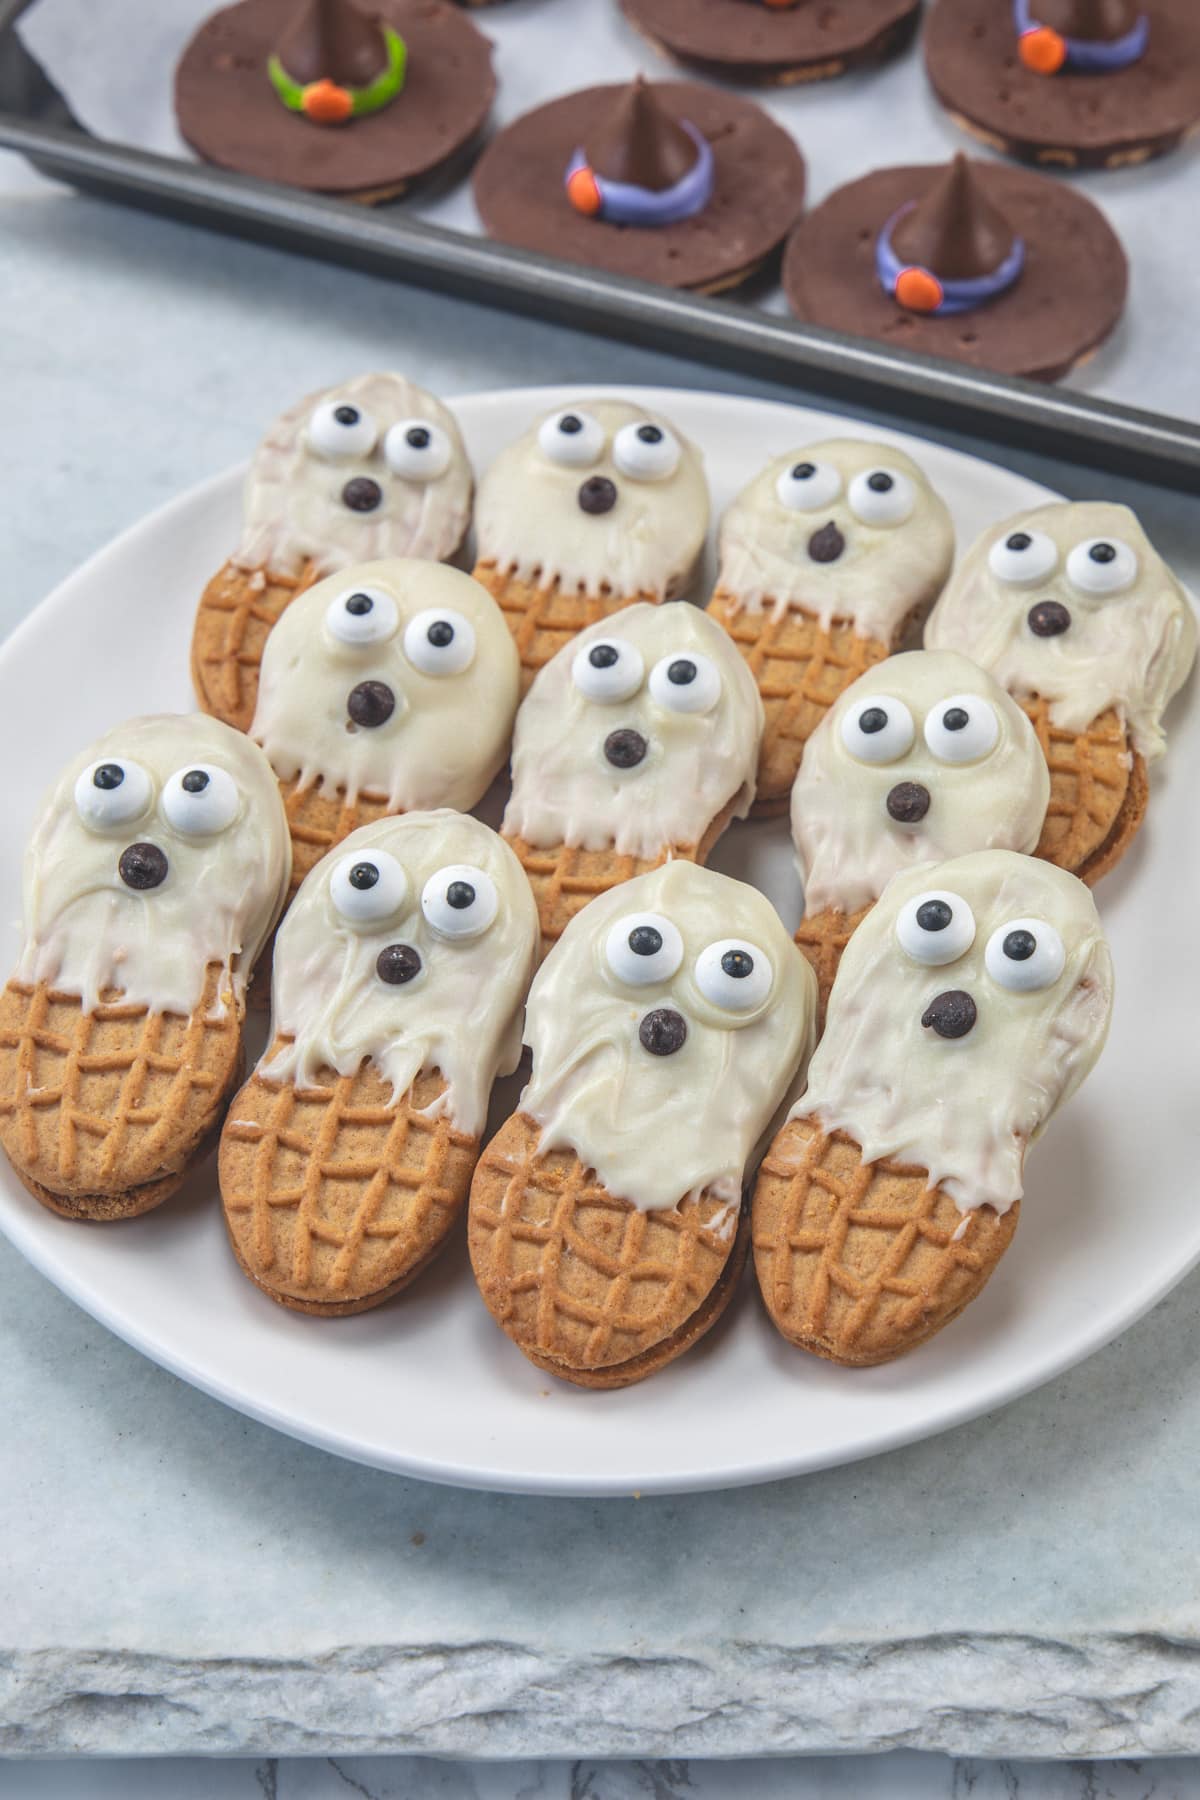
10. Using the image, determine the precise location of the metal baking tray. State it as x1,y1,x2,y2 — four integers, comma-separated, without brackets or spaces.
2,0,1198,490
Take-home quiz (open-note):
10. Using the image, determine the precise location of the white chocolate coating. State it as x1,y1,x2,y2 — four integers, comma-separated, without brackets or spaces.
925,502,1197,761
503,603,764,859
251,559,519,810
233,372,473,578
522,861,817,1213
262,813,538,1137
793,650,1050,915
17,714,290,1019
715,439,955,641
797,850,1113,1214
474,399,709,600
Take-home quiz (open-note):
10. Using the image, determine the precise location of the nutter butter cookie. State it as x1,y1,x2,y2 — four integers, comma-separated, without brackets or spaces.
469,860,817,1388
925,502,1197,883
925,0,1200,169
707,438,955,813
472,397,710,688
621,0,921,85
193,373,473,733
175,0,495,199
783,154,1127,382
473,77,806,295
753,849,1113,1365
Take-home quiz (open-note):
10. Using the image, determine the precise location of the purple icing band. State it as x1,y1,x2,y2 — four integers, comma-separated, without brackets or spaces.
875,203,1027,317
1013,0,1150,69
565,122,715,227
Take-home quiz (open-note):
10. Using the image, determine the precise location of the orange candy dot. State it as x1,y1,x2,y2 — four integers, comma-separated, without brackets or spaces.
1019,25,1068,74
566,165,603,217
302,79,354,124
894,267,945,314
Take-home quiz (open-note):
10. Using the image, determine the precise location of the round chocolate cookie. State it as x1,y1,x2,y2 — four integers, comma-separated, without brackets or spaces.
175,0,495,198
783,160,1127,382
925,0,1200,169
473,81,806,293
620,0,921,85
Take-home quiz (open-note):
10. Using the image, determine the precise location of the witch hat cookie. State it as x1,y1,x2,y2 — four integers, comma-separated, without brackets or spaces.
175,0,495,198
925,503,1197,883
250,558,519,894
502,602,764,953
474,77,805,294
469,861,817,1388
707,439,955,813
620,0,921,86
753,850,1113,1366
791,650,1049,1015
784,154,1127,382
220,812,537,1314
472,399,710,688
925,0,1200,169
0,716,290,1220
192,374,473,733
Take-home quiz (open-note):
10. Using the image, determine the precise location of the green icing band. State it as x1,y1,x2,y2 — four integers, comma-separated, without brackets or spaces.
267,25,407,119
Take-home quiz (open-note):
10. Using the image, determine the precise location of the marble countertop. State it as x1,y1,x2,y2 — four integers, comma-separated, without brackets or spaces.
3,147,1200,1779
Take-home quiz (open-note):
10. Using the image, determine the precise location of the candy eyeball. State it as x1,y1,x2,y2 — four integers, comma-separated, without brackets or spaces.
161,764,240,837
612,421,681,482
923,694,1000,765
325,584,400,647
537,409,604,468
571,637,645,704
840,694,915,765
896,890,976,967
605,912,684,986
307,399,378,460
988,528,1058,586
402,608,476,677
421,865,498,940
984,918,1066,992
848,468,915,527
74,758,153,830
1066,537,1138,597
330,849,407,926
694,939,772,1012
775,459,843,513
648,651,721,716
383,420,454,482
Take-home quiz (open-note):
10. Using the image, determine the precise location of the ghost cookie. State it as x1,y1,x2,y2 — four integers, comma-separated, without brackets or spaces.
502,603,764,951
0,716,290,1221
192,373,473,733
754,849,1113,1366
925,502,1197,883
220,812,537,1314
469,861,817,1388
792,650,1049,1012
707,439,955,813
472,399,710,689
250,557,519,895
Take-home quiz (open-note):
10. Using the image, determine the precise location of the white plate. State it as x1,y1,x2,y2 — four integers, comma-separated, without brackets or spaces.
0,385,1195,1497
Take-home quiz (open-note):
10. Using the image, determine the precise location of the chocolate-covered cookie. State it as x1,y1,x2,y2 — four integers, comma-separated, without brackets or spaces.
925,0,1200,169
621,0,921,85
175,0,495,199
473,77,806,294
783,155,1127,382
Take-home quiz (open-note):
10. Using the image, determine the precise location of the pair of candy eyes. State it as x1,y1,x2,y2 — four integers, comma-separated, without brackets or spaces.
572,640,721,712
307,402,455,481
326,588,476,675
605,913,772,1012
538,411,681,482
774,461,916,525
988,531,1139,596
896,891,1065,991
74,760,239,836
330,852,498,938
842,693,999,765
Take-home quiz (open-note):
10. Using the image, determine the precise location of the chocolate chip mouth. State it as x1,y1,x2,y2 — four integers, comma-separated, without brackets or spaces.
639,1007,687,1057
604,728,647,769
887,781,931,824
341,477,383,513
578,475,618,516
921,990,977,1039
808,521,845,564
119,842,168,890
1028,600,1071,638
347,680,396,728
